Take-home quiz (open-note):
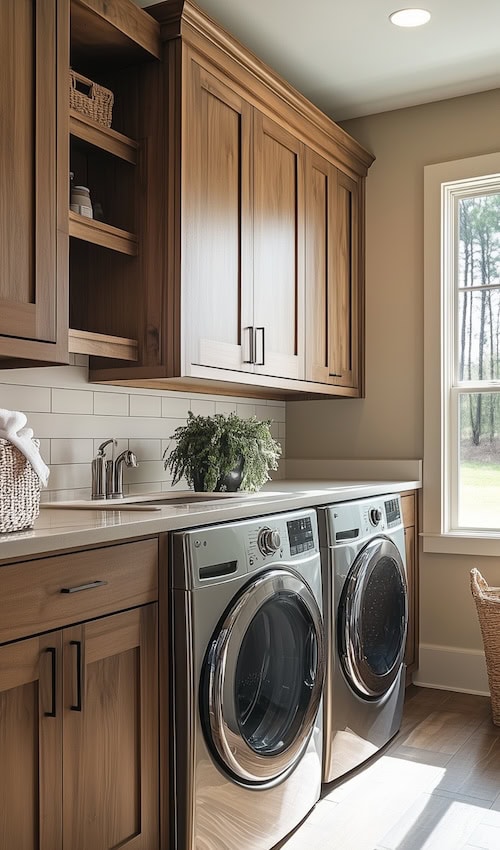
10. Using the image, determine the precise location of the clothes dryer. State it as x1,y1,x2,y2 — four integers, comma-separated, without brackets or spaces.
170,508,325,850
317,494,408,783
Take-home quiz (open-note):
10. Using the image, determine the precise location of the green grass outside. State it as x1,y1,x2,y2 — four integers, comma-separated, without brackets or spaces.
459,461,500,528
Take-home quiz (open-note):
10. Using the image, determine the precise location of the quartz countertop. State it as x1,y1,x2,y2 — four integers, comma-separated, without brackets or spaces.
0,479,421,562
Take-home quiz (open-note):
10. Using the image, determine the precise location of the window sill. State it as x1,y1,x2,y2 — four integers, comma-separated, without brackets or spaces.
422,531,500,557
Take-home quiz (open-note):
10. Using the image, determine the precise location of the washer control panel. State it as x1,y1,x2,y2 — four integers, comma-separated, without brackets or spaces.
173,508,320,589
287,515,315,556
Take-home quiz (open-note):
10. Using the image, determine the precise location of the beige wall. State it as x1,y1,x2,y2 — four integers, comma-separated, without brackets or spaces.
287,88,500,679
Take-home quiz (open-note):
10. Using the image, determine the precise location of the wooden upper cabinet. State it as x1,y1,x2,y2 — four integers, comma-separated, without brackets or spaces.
305,148,362,392
184,59,254,374
92,0,373,397
253,113,305,381
0,0,68,363
183,61,305,382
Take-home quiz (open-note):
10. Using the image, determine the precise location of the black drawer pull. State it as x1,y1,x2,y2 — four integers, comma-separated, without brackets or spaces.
60,580,108,594
70,640,82,712
44,647,57,718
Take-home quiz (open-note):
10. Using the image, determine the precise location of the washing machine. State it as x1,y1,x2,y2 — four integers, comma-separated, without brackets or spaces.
170,508,325,850
317,494,408,783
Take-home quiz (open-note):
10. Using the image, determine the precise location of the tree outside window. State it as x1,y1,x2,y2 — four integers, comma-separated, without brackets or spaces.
455,191,500,528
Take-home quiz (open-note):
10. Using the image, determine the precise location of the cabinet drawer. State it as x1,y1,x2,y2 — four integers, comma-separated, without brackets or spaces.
401,494,416,528
0,538,158,644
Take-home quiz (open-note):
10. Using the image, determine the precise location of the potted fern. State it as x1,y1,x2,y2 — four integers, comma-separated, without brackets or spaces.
163,412,282,492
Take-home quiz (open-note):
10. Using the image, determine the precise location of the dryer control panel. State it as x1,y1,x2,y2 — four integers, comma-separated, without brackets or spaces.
321,494,403,547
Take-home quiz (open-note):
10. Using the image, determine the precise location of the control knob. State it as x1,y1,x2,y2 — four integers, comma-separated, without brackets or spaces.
257,527,281,555
369,508,382,526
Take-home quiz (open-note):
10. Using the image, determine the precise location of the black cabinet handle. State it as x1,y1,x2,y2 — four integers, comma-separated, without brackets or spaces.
70,640,82,712
60,580,108,594
243,326,255,364
44,647,57,718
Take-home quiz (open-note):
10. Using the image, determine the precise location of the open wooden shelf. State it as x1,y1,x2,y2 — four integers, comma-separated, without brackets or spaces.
71,0,161,66
68,328,138,360
69,210,138,255
70,110,138,163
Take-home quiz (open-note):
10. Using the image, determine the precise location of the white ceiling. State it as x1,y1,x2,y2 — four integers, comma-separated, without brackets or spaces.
137,0,500,121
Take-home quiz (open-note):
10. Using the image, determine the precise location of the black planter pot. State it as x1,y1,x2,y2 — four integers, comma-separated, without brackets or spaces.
192,456,245,492
216,456,245,492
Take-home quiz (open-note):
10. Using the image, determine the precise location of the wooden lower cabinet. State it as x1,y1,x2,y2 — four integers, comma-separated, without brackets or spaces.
0,604,158,850
401,491,419,680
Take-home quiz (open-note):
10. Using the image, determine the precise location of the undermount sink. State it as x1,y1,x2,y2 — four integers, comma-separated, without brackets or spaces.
42,490,267,511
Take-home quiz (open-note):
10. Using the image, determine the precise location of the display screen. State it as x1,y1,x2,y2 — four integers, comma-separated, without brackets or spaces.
384,498,401,526
287,516,314,555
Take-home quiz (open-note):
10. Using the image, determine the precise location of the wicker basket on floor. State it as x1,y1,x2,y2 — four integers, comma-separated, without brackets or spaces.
0,439,41,533
470,568,500,725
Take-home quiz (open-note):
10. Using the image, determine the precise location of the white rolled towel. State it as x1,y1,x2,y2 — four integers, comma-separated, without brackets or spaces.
0,408,50,487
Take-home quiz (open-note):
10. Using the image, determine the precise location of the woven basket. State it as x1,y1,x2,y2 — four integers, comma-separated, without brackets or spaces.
69,70,114,128
0,439,41,534
470,568,500,725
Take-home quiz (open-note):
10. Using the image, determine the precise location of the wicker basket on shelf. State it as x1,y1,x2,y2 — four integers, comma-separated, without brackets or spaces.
69,69,114,128
470,568,500,725
0,439,41,534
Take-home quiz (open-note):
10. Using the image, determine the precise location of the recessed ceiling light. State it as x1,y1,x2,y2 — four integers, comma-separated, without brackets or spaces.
389,8,431,27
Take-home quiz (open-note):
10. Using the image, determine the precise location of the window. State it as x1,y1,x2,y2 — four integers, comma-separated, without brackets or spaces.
424,153,500,555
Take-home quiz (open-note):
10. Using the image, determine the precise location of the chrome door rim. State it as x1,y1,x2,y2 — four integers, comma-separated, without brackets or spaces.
204,568,325,784
338,536,407,699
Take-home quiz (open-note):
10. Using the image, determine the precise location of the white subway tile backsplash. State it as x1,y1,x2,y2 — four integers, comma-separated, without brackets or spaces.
52,388,93,415
51,438,94,465
236,403,256,419
161,397,190,419
124,460,167,486
0,384,51,412
93,392,129,417
0,360,285,500
128,439,162,461
130,394,162,418
190,399,216,416
267,404,286,423
48,463,91,492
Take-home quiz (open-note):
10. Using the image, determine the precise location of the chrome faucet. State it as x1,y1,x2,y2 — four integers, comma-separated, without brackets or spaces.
106,449,138,499
91,439,116,499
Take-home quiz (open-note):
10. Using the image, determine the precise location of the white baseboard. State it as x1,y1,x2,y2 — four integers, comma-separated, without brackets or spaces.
413,644,490,696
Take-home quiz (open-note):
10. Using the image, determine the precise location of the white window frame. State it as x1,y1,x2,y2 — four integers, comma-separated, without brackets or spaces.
423,152,500,556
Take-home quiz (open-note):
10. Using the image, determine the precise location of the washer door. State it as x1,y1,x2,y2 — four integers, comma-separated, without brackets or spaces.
201,568,325,786
338,536,407,700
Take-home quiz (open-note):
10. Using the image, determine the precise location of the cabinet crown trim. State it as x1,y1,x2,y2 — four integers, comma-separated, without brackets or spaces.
148,0,375,176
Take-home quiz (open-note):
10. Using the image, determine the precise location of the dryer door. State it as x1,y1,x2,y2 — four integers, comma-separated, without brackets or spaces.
201,567,325,786
338,536,407,699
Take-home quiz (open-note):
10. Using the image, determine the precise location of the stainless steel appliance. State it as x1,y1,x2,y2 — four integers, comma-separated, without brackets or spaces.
170,509,325,850
317,494,408,783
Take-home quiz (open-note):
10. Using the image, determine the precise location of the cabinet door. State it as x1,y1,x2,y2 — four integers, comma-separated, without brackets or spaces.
0,0,68,361
305,150,362,390
404,524,417,671
62,605,158,850
183,58,254,373
332,171,361,388
0,632,62,850
253,112,305,380
305,149,337,384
